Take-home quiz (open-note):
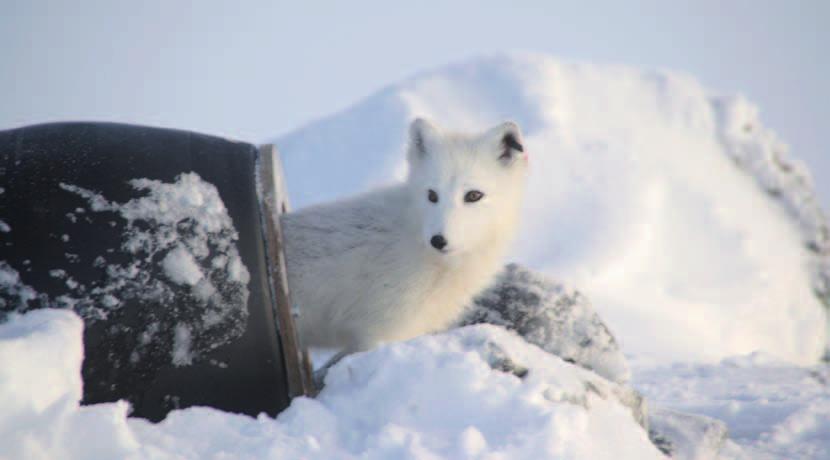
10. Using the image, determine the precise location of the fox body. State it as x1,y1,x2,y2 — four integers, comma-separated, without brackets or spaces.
281,119,528,354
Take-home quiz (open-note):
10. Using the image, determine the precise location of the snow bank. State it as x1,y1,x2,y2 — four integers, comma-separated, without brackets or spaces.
0,309,663,460
0,309,139,460
276,52,828,365
0,309,83,423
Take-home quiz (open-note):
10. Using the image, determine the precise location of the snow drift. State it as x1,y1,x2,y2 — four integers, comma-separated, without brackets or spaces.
0,309,664,460
276,52,828,365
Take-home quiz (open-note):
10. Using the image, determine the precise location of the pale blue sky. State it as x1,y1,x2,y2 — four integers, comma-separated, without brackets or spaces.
2,1,827,202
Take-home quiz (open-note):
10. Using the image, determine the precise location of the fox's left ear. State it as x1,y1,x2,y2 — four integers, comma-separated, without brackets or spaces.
408,117,442,166
484,121,525,165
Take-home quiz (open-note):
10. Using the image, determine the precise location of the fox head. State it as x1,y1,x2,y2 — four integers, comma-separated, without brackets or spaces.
406,118,528,257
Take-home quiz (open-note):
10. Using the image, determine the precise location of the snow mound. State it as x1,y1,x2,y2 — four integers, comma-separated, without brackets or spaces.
0,309,139,460
0,309,664,460
0,309,83,424
276,52,828,365
459,263,630,383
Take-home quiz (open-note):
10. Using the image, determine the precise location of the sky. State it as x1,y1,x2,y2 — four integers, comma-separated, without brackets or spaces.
2,0,828,203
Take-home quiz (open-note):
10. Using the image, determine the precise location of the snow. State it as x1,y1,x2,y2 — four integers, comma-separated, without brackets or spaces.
0,261,39,311
0,309,664,460
634,354,830,459
0,310,82,417
161,246,204,286
53,172,251,364
2,52,830,458
647,408,731,460
100,294,119,308
277,52,828,365
171,323,193,366
3,172,253,373
0,310,141,460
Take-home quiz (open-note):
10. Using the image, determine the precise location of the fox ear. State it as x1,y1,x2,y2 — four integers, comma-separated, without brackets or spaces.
493,121,525,164
408,118,440,162
485,121,524,164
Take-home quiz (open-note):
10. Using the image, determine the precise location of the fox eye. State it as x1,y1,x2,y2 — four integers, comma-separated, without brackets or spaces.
427,189,438,203
464,190,484,203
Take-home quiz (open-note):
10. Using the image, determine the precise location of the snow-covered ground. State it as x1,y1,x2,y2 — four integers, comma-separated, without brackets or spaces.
2,52,830,458
634,356,830,459
1,309,665,460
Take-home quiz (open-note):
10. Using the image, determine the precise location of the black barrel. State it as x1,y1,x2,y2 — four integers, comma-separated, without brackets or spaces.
0,122,309,421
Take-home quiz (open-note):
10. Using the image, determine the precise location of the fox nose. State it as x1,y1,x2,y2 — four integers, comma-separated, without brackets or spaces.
430,234,447,251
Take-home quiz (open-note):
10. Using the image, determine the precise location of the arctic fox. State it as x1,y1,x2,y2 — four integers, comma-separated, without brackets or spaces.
281,118,528,359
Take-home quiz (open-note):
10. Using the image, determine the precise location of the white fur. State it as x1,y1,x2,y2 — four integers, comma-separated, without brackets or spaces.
281,118,528,353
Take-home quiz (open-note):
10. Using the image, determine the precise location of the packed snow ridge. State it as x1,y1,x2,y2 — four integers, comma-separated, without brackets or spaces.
277,52,829,365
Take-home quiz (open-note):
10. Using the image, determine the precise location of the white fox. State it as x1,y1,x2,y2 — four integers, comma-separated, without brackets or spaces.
281,118,528,364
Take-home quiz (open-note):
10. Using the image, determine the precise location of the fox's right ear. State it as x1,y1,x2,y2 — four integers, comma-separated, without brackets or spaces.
482,121,524,165
408,118,440,162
